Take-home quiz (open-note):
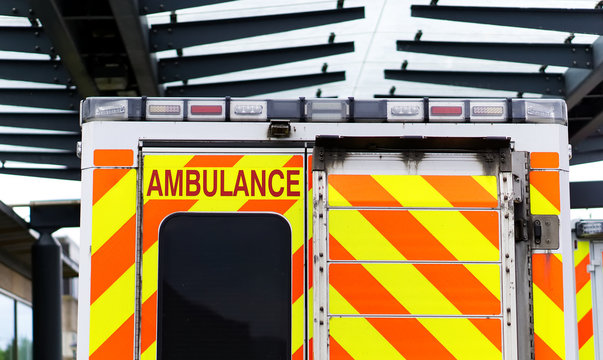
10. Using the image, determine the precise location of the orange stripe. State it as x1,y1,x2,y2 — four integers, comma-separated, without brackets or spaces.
329,237,410,315
357,210,457,261
367,318,463,359
535,333,562,360
292,245,304,302
468,318,502,352
532,254,564,310
307,155,313,190
530,171,560,211
414,264,501,315
575,254,590,292
460,211,500,250
140,292,158,354
237,199,297,215
184,155,243,167
422,175,498,208
142,199,198,252
284,155,303,168
578,309,594,348
94,149,134,167
531,152,559,169
329,175,401,207
292,344,304,360
93,169,130,205
89,315,134,360
329,336,355,360
90,215,136,304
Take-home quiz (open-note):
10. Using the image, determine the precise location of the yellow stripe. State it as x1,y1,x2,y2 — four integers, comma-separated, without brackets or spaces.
328,184,353,207
91,170,136,254
307,287,314,340
329,210,406,261
89,265,136,354
410,210,500,261
472,175,498,200
285,198,304,254
140,341,156,360
530,184,560,215
417,318,501,359
576,280,593,321
292,293,304,355
329,286,406,360
579,336,595,360
362,263,460,315
141,242,158,302
465,264,502,301
373,175,452,208
533,284,565,358
574,240,590,264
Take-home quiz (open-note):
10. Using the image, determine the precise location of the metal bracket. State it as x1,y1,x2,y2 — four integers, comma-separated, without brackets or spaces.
530,215,560,250
512,152,529,243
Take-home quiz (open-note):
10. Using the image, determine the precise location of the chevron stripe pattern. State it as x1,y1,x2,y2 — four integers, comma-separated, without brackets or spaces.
325,173,503,359
529,152,560,216
575,241,594,360
89,150,137,360
140,154,305,360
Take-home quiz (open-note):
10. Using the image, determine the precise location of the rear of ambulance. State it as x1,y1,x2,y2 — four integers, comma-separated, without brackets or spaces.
77,97,575,360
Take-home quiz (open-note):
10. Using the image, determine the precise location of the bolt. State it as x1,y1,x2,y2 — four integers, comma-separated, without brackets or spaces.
503,177,507,182
507,321,511,326
320,321,324,325
505,214,509,219
319,267,323,273
319,253,324,257
505,254,509,258
507,307,511,313
504,195,508,201
320,306,324,312
506,267,510,273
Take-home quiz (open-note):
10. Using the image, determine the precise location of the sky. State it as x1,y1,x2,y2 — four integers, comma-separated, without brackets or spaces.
1,0,603,244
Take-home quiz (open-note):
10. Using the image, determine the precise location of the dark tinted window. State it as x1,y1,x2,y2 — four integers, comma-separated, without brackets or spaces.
157,212,291,360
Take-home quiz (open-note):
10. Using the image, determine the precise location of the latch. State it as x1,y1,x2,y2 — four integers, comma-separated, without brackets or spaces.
587,260,601,273
530,215,559,250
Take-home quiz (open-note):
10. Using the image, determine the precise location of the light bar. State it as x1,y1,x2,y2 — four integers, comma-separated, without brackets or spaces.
80,97,569,124
146,100,184,120
188,101,225,121
575,220,603,239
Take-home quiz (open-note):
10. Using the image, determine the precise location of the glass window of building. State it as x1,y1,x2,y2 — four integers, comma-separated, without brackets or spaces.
16,303,32,360
0,293,15,360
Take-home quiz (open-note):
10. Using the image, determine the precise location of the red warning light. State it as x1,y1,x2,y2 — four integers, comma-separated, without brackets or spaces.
431,106,463,116
190,105,223,115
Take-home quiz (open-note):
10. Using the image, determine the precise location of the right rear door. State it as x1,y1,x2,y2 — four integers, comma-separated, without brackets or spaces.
313,142,517,360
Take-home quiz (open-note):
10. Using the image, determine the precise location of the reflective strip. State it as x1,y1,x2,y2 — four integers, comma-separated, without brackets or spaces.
329,210,499,261
89,169,136,359
575,241,594,359
530,171,560,215
329,263,501,315
140,154,305,360
328,175,497,208
530,152,559,169
94,149,134,167
532,253,565,359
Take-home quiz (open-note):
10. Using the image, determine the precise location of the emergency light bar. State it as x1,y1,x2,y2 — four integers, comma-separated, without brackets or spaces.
575,220,603,240
81,97,567,124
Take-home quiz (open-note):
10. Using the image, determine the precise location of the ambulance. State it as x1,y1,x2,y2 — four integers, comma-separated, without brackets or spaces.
78,96,578,360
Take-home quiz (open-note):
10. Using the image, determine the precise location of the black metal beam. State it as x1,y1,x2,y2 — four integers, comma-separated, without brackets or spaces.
397,41,593,69
0,89,80,110
30,202,80,229
0,59,71,85
570,181,603,208
0,168,80,180
0,113,78,132
166,71,346,97
0,152,79,167
384,70,565,95
109,0,160,96
140,0,236,14
572,134,603,154
1,0,32,16
570,150,603,165
411,5,603,35
0,134,79,151
29,0,99,96
150,7,365,52
571,111,603,146
159,42,355,83
0,26,54,54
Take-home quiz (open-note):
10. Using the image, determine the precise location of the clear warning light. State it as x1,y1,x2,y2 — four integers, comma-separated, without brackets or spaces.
391,105,420,116
234,104,263,115
576,220,603,239
149,104,181,115
95,101,127,117
472,106,504,116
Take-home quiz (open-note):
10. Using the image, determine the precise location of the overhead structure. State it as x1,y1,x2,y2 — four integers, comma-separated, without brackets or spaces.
0,0,365,180
383,3,603,208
